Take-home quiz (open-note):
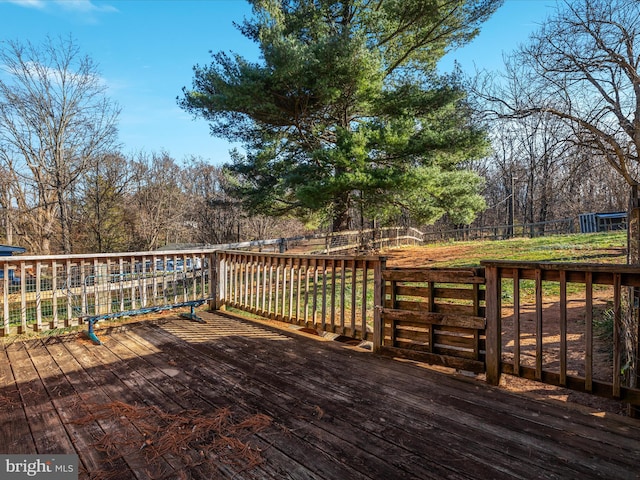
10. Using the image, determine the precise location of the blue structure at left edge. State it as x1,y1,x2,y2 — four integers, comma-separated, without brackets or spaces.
0,244,26,256
0,244,26,283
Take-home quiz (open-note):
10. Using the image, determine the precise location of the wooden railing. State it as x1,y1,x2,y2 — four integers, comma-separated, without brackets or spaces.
379,267,486,373
3,249,640,410
483,261,640,406
215,251,383,342
0,250,215,336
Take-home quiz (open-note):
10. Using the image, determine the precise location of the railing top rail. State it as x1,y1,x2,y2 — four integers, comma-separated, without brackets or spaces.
217,249,384,262
480,259,638,273
0,248,218,263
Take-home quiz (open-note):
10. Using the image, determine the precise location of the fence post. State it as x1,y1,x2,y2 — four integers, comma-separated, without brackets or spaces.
373,256,386,353
2,260,8,336
218,252,227,311
485,264,502,385
208,251,218,311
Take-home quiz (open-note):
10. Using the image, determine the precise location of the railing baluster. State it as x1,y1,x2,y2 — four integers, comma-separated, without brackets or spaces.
35,261,42,332
66,260,73,326
485,265,502,385
312,261,318,328
513,268,520,376
304,261,311,327
330,259,336,333
613,273,622,399
340,259,346,334
535,268,543,381
250,256,256,312
119,258,125,312
289,261,294,322
321,259,327,331
559,269,567,386
254,256,260,314
361,260,368,339
267,258,273,316
243,254,249,307
51,260,58,330
275,261,281,320
585,271,593,392
296,260,302,325
2,260,9,336
261,257,267,314
350,261,357,335
373,258,384,352
20,260,27,334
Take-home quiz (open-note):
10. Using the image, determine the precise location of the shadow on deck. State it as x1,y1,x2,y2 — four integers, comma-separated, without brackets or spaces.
1,311,639,479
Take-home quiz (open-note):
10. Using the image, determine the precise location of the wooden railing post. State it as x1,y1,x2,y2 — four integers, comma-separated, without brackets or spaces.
485,264,502,385
2,260,8,336
208,251,218,311
215,252,227,311
373,257,386,353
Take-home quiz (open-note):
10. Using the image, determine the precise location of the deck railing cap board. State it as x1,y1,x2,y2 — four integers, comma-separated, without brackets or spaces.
1,249,215,263
481,260,640,273
217,250,384,263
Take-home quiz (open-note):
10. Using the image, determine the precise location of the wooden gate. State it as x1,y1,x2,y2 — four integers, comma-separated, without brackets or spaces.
378,267,486,373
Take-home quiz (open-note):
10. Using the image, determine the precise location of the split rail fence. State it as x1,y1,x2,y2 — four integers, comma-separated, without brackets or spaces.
2,249,640,410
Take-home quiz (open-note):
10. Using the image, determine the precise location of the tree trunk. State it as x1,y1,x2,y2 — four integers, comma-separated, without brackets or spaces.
331,192,351,233
58,191,71,254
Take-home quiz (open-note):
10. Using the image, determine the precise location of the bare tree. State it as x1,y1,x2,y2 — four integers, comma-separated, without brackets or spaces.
0,36,120,254
125,152,187,251
181,159,243,245
478,0,640,413
76,152,131,253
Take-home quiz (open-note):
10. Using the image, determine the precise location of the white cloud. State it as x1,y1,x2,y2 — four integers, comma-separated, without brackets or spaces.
53,0,118,14
1,0,118,17
0,0,47,9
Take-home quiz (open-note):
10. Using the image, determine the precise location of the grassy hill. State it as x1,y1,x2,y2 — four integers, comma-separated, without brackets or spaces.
383,231,627,268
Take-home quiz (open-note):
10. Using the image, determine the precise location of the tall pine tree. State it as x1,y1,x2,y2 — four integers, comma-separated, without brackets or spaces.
181,0,501,231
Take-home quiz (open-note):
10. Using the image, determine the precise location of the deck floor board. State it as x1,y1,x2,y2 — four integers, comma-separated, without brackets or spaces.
2,311,640,479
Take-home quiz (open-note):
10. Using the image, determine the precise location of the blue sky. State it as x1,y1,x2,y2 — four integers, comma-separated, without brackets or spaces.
0,0,556,165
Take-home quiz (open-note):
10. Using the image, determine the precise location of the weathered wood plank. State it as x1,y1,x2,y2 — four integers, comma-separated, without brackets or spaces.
141,320,501,479
395,285,486,301
535,268,543,381
28,338,113,474
59,338,176,479
108,330,322,480
0,346,36,453
178,315,634,478
136,323,446,480
485,265,501,385
5,342,75,454
382,307,485,330
383,268,485,284
585,272,593,392
388,299,486,317
5,313,640,480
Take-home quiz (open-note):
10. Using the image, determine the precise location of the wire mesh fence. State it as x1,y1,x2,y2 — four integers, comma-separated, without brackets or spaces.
1,252,213,336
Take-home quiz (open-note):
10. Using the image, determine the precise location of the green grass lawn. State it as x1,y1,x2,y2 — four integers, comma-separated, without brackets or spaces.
381,231,628,304
416,231,627,267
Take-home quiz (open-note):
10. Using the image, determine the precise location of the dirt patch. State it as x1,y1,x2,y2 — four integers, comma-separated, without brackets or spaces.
384,245,477,267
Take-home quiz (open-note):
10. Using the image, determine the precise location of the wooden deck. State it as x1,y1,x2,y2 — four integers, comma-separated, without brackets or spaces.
1,312,640,480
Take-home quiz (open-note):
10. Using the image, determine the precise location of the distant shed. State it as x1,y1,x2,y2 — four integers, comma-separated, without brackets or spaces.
0,245,26,283
0,245,26,256
579,212,627,233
